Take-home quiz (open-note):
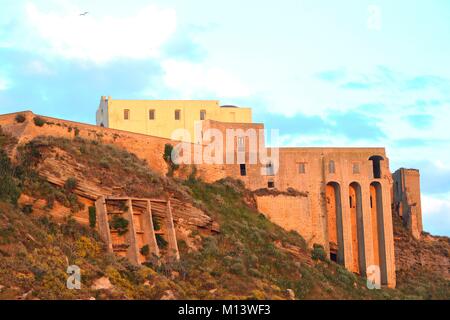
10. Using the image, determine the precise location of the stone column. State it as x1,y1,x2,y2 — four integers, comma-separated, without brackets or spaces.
340,184,355,272
95,196,113,253
381,180,396,288
165,200,180,261
125,199,140,265
143,200,160,258
361,183,375,273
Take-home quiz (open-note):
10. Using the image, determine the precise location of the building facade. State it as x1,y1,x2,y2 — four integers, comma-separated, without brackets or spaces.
93,98,424,288
96,96,252,142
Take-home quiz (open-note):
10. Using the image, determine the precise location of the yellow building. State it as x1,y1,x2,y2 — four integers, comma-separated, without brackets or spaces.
96,96,252,142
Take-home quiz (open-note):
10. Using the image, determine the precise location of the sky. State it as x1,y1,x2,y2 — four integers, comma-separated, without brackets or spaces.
0,0,449,236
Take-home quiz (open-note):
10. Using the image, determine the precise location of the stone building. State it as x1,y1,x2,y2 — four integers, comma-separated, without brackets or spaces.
95,99,424,288
96,96,252,143
1,98,424,289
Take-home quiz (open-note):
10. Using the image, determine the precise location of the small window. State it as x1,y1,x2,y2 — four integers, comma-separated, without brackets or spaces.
329,160,335,174
265,162,274,176
237,137,245,151
149,109,155,120
175,109,181,120
298,162,306,174
268,180,275,189
352,163,360,174
200,110,206,120
124,109,130,120
240,164,247,176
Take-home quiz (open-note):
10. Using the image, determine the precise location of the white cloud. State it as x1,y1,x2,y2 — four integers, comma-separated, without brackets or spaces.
422,194,450,236
0,77,10,91
21,3,177,63
162,59,252,99
26,60,53,75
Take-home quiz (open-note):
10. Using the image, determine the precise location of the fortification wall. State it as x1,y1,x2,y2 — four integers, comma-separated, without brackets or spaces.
393,168,423,239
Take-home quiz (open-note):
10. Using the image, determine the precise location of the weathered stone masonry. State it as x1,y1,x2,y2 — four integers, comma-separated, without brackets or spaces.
0,110,424,288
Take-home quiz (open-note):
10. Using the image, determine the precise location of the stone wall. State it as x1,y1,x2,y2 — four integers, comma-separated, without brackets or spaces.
393,168,423,239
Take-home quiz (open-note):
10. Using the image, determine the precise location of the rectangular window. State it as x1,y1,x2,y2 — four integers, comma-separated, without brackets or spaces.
352,162,360,174
149,109,155,120
265,162,274,176
175,109,181,120
240,164,247,176
329,160,335,174
124,109,130,120
237,137,245,151
200,110,206,120
298,162,306,174
268,180,275,189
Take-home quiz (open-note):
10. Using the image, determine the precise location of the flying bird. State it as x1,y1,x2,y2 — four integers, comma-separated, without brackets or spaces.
79,12,88,16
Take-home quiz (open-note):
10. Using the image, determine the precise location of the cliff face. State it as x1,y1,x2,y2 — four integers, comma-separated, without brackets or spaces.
393,213,450,298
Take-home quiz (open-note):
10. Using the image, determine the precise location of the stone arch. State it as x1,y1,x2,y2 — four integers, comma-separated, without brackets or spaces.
370,181,388,285
325,182,344,265
369,155,384,179
349,182,366,275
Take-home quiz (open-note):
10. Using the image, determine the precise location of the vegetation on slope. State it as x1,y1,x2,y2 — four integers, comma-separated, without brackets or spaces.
0,127,448,299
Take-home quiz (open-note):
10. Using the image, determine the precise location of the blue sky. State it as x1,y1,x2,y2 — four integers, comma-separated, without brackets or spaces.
1,0,449,235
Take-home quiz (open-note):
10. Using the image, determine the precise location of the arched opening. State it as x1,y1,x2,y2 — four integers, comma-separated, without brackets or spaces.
326,182,344,265
349,182,366,275
369,155,384,179
370,182,388,285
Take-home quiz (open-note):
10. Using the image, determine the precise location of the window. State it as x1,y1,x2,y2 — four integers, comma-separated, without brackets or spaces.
175,109,181,120
124,109,130,120
268,180,275,189
369,155,383,179
200,110,206,120
329,160,336,174
149,109,155,120
240,164,247,176
265,162,274,176
352,162,360,174
349,196,353,208
298,162,306,174
237,137,245,151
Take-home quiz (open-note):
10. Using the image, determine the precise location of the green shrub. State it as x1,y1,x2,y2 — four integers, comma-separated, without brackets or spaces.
229,262,246,275
110,215,129,235
15,114,26,123
0,150,21,205
311,243,327,261
22,204,33,215
64,177,78,192
156,234,168,249
152,216,161,231
33,116,46,127
99,158,111,169
140,244,150,257
163,143,179,177
88,206,96,228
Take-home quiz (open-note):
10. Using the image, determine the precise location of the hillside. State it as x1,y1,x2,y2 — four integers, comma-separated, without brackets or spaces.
0,127,449,300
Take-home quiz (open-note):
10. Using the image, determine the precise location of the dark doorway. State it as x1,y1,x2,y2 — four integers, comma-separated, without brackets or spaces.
369,155,384,179
240,164,246,176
